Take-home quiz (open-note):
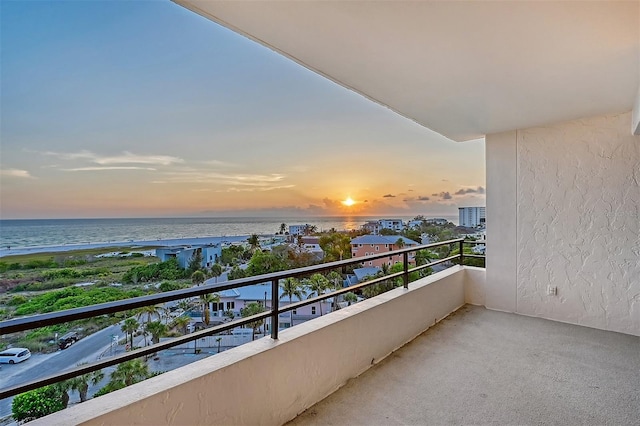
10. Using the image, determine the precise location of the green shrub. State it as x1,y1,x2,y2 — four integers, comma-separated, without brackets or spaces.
23,259,58,269
14,287,145,315
12,386,64,422
7,295,28,306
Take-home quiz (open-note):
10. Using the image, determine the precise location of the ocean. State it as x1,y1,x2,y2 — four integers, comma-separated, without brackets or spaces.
0,216,457,251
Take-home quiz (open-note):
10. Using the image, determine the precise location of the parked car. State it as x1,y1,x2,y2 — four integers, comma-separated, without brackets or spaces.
58,331,79,349
0,348,31,364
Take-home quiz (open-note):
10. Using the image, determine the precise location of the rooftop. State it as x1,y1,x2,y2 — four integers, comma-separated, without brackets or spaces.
351,235,419,245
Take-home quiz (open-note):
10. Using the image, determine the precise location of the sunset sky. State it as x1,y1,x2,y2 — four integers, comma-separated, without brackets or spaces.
0,1,485,220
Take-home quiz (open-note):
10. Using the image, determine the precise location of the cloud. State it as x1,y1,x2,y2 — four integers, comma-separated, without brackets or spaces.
159,171,287,186
201,159,238,168
227,185,295,192
61,166,156,172
383,194,395,198
403,195,430,202
41,150,183,166
0,168,34,179
432,191,452,200
455,186,485,195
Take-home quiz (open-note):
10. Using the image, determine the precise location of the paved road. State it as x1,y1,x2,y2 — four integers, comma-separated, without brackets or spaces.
0,323,123,418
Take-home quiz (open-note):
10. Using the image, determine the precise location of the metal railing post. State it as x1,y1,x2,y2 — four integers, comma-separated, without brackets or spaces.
459,240,464,266
271,279,279,339
403,252,409,289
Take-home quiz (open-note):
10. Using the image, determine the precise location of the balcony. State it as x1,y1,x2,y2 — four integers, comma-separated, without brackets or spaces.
288,305,639,426
7,257,635,425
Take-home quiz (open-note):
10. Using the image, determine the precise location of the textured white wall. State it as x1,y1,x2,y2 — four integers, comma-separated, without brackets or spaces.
487,112,639,336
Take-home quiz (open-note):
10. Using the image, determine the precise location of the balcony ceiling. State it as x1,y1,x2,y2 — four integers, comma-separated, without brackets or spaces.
174,1,639,141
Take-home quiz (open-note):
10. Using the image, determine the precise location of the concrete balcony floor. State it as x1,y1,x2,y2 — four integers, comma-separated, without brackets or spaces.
288,305,639,425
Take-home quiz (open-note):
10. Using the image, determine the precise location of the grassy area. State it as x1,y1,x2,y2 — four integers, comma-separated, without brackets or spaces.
0,246,194,353
0,246,161,264
0,247,161,293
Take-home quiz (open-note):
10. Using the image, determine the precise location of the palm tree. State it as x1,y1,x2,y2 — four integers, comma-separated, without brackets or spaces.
121,317,139,348
191,270,206,286
415,249,434,266
52,380,73,408
173,315,191,335
395,237,406,249
247,234,260,253
200,293,220,326
305,273,330,316
279,223,287,234
344,292,358,306
110,359,150,387
70,364,104,403
280,277,305,327
144,321,167,345
326,271,343,312
240,302,265,341
136,305,167,326
136,305,167,346
209,263,223,283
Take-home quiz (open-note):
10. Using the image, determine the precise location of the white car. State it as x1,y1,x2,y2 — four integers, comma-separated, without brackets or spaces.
0,347,31,364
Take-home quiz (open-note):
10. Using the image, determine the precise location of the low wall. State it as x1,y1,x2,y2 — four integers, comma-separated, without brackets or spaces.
37,266,479,426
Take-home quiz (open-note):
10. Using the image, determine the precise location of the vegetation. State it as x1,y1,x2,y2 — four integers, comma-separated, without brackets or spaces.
121,317,140,348
200,293,220,325
144,321,167,345
191,270,206,286
318,232,352,262
12,385,65,422
94,359,152,397
209,263,223,282
246,250,287,276
122,258,186,284
280,278,305,327
304,274,330,316
12,287,145,316
240,302,265,340
220,245,247,266
69,365,105,403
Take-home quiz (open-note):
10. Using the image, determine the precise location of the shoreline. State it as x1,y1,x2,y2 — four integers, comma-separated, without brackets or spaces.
0,235,262,258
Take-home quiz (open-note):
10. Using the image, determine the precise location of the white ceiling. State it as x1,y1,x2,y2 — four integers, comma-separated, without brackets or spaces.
174,1,639,142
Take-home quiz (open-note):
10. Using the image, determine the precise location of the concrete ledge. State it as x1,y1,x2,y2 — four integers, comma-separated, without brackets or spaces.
35,266,472,426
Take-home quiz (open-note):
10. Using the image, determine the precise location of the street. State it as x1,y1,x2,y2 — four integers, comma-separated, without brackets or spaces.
0,323,123,419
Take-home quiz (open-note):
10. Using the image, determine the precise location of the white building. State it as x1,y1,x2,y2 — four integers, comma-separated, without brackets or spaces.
361,219,404,235
288,224,311,236
458,207,486,228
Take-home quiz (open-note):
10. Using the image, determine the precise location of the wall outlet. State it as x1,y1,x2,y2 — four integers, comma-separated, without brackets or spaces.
547,285,557,296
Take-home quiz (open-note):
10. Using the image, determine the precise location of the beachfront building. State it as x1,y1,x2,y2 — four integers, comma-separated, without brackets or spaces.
361,218,404,235
458,207,486,228
350,235,419,268
288,224,313,236
156,244,221,269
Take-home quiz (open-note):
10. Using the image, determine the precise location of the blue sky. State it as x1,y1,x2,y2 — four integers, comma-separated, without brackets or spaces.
1,1,485,219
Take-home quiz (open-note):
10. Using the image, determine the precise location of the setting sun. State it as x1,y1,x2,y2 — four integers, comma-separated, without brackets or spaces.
342,197,356,207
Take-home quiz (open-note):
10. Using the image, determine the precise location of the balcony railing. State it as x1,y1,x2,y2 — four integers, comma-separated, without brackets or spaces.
0,238,484,400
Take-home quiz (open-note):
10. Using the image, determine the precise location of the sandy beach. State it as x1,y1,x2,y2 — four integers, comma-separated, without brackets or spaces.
0,235,256,258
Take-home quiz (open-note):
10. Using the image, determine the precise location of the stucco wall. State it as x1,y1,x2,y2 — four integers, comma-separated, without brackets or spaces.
487,111,640,336
36,266,480,426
